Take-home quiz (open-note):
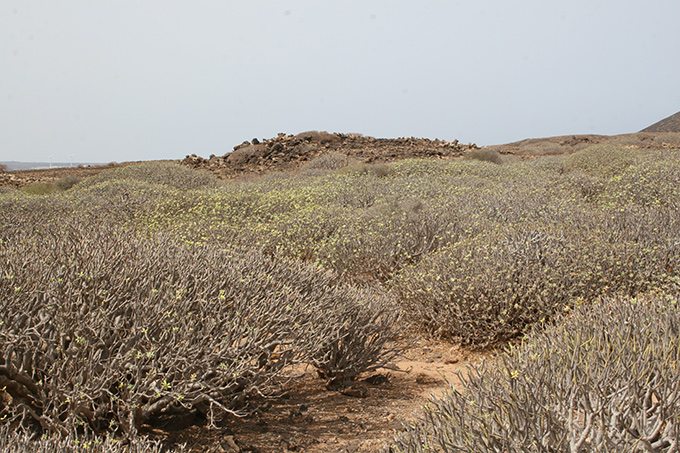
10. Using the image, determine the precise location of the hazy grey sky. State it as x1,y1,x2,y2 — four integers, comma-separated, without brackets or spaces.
2,1,679,163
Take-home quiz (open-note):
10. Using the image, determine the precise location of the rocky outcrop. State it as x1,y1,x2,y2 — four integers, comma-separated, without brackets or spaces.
182,131,478,178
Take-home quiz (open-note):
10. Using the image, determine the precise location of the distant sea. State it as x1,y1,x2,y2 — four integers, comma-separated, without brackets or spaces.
1,161,105,171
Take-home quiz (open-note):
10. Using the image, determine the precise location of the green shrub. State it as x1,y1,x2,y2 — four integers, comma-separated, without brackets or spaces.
20,182,57,195
20,176,82,195
54,175,81,191
389,292,680,452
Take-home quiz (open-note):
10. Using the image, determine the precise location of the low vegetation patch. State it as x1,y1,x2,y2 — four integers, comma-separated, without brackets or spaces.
0,424,180,453
0,195,402,445
392,205,680,345
464,148,503,164
2,142,679,449
19,175,82,195
388,292,680,452
77,161,219,191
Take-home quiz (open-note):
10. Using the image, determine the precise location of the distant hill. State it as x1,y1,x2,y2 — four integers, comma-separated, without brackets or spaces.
641,111,680,133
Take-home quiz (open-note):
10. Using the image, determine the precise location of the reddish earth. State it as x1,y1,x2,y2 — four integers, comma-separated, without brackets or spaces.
152,339,495,453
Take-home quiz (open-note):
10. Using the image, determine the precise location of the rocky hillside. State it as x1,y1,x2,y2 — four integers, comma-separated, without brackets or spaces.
182,131,479,179
641,111,680,133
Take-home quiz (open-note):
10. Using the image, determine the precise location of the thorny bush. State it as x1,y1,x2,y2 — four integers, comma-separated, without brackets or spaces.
298,151,359,176
77,161,219,191
53,154,680,348
463,148,503,165
0,197,402,444
392,204,680,346
0,424,183,453
389,292,680,452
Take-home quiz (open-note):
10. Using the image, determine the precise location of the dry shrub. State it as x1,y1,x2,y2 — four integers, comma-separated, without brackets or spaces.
568,171,607,202
298,152,359,176
0,425,180,452
391,206,680,346
310,287,403,389
294,130,339,145
563,144,650,177
0,205,402,441
388,292,680,452
464,148,503,164
78,161,218,190
317,198,457,284
522,155,567,174
337,162,394,178
608,132,680,149
52,179,175,227
226,144,266,166
600,149,680,208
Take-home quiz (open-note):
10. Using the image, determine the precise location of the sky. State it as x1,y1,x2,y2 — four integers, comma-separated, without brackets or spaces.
2,1,680,164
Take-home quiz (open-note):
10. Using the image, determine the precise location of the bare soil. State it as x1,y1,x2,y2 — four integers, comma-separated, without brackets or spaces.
150,339,495,453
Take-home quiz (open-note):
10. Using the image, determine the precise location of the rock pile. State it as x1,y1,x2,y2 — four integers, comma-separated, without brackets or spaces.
182,131,479,178
0,172,33,188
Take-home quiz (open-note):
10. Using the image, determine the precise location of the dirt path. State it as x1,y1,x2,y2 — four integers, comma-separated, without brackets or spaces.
157,339,493,452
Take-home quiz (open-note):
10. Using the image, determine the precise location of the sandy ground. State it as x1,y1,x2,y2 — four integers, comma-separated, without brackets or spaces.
153,339,495,452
